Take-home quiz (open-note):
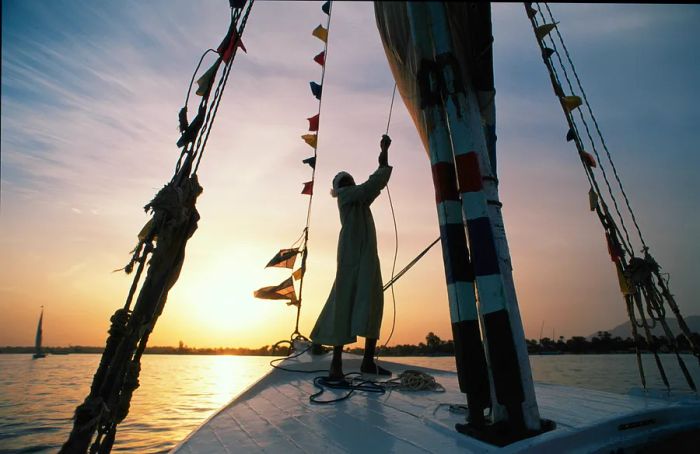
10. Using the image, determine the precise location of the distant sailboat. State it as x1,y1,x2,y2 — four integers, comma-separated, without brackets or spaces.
33,307,46,359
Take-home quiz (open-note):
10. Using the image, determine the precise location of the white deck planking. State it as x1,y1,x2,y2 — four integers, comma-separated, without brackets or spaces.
173,350,700,453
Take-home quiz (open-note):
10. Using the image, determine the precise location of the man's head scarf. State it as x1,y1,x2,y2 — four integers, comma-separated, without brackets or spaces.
331,171,352,198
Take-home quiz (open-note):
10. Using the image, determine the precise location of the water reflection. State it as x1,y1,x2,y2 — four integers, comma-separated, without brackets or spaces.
1,353,698,452
0,354,273,453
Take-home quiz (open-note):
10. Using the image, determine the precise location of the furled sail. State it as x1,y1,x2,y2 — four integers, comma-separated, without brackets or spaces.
374,2,498,176
374,2,542,437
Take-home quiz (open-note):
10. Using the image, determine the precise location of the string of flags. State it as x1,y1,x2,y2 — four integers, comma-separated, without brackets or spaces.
254,1,331,306
177,10,247,151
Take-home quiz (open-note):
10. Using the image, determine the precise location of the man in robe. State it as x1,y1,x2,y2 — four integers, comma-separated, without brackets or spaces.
311,135,393,379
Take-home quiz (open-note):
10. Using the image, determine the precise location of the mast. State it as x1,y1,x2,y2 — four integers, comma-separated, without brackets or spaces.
375,1,543,438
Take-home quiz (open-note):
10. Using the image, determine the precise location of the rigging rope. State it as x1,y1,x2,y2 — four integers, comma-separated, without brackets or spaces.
525,2,699,391
61,3,255,453
289,0,335,342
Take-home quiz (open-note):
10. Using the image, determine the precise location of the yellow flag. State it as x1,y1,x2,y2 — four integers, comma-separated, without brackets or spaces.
561,95,582,112
535,23,558,41
312,24,328,43
301,134,317,148
616,265,632,295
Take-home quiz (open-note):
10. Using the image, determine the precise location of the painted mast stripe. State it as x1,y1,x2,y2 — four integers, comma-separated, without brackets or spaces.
439,223,474,283
466,217,501,277
431,162,460,203
475,274,508,314
455,152,483,193
437,200,464,226
460,193,489,221
448,282,478,321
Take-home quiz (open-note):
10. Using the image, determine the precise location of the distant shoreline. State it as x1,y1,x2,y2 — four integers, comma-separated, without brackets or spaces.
3,327,699,357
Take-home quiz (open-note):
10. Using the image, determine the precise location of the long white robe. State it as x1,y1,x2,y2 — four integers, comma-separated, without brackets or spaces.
310,165,393,346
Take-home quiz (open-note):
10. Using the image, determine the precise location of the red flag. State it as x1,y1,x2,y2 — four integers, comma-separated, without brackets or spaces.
313,51,325,66
218,25,247,63
307,114,319,132
301,181,313,195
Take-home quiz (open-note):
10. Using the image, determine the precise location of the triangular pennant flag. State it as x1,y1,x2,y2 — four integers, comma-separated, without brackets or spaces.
292,267,304,281
217,23,247,63
605,233,622,263
588,188,599,212
301,134,318,148
301,181,314,195
195,59,222,97
302,156,316,169
266,248,299,268
535,23,558,41
309,81,322,100
616,265,633,295
525,3,537,19
254,277,297,302
542,48,555,60
307,114,320,131
322,1,330,15
566,128,576,142
312,24,328,43
313,51,325,66
580,150,597,168
561,95,582,112
229,0,245,9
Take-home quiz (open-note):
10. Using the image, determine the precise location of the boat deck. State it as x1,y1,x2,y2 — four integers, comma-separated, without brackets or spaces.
173,349,700,453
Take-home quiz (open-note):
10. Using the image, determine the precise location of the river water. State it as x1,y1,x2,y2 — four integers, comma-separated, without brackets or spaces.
0,353,698,453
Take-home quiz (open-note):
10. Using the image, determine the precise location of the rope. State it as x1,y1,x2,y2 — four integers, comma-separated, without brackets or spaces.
525,2,699,390
379,82,399,357
291,0,335,340
541,3,647,251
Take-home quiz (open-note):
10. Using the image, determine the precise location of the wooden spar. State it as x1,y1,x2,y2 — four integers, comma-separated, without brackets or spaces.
422,3,541,431
405,3,491,427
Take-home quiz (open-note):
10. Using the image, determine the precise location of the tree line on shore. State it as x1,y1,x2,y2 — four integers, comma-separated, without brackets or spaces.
3,331,699,356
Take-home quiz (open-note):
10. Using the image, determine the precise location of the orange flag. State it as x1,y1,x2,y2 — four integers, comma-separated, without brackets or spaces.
312,24,328,43
301,134,317,148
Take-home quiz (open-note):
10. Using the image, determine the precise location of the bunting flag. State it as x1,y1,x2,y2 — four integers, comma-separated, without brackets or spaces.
580,150,597,168
313,51,326,66
302,156,316,169
292,267,304,281
616,265,633,295
307,114,320,131
301,181,314,195
309,81,323,100
322,1,330,15
217,23,247,63
265,248,300,268
542,48,555,60
301,134,318,148
312,24,328,43
229,0,245,9
561,95,582,112
588,188,599,212
605,232,622,263
196,59,222,97
525,3,538,19
254,277,297,302
535,23,558,41
566,128,576,142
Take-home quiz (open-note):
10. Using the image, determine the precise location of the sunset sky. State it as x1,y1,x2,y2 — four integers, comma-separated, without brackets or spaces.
2,1,699,349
